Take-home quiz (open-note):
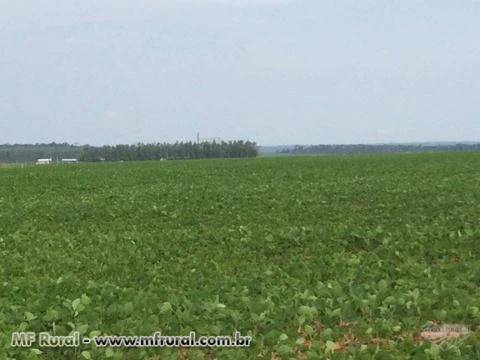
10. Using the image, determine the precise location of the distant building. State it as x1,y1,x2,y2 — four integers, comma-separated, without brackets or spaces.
36,158,52,165
61,158,78,163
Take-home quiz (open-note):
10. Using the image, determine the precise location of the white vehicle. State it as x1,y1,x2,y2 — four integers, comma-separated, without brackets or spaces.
35,158,52,165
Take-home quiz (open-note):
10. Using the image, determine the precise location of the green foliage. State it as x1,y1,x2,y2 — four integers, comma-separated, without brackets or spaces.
1,152,480,359
80,140,258,162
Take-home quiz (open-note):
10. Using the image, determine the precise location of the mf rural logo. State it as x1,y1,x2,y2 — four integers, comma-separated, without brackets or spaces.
11,332,81,347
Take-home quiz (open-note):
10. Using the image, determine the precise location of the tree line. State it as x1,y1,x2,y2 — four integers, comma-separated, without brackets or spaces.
279,143,480,155
0,143,82,164
81,141,258,161
0,141,258,164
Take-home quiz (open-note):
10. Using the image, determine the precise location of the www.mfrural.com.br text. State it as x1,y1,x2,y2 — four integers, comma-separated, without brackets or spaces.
11,331,252,348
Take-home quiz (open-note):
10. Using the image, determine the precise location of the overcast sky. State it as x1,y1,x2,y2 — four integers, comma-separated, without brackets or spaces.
0,0,478,145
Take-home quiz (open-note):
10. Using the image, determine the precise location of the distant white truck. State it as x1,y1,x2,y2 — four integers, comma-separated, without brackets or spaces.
36,158,52,165
61,158,78,163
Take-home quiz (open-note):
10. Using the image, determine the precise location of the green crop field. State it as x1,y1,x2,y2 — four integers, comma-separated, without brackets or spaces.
1,152,479,359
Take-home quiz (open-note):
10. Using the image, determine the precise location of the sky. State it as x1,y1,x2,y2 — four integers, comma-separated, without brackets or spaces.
0,0,478,146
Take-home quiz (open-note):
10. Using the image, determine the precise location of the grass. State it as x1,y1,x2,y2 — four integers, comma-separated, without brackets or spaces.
1,152,479,359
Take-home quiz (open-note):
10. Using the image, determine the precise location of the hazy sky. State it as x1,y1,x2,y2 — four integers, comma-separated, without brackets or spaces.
1,0,478,145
